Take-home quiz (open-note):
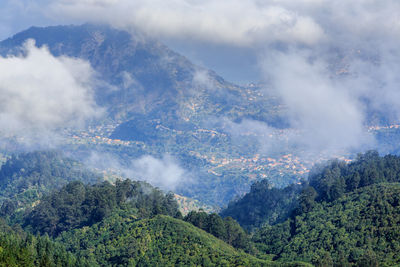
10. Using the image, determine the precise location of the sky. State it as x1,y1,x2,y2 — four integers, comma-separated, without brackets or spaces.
1,0,400,158
1,0,400,84
0,1,262,84
0,0,323,84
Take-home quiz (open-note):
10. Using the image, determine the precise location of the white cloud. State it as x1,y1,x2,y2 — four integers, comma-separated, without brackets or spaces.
40,0,400,48
217,117,285,155
192,69,214,89
1,0,400,49
0,39,101,139
85,151,190,191
45,0,324,46
130,154,187,190
262,50,373,153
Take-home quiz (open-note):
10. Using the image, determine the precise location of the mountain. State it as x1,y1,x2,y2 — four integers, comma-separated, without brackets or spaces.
0,24,286,126
0,24,292,206
2,24,400,210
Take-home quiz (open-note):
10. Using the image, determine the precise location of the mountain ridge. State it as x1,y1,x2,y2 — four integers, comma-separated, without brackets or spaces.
0,24,286,127
0,24,293,206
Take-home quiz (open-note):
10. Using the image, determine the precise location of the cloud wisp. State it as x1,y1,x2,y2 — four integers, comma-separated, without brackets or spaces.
261,50,374,153
85,152,191,191
0,39,101,147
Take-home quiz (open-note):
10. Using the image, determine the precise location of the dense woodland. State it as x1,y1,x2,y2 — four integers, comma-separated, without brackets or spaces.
23,179,180,236
221,180,304,230
1,150,400,266
0,219,85,266
253,184,400,266
184,210,253,252
57,214,278,266
221,150,400,266
0,151,290,266
0,151,101,216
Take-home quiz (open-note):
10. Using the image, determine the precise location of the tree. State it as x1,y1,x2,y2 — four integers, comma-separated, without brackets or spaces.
298,187,317,214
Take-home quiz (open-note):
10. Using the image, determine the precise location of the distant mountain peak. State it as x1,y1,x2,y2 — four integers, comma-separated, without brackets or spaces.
0,23,286,128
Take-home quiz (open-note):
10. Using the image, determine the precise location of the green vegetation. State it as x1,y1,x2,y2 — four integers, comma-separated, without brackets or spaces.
221,180,303,230
21,177,283,266
0,219,84,267
221,151,400,231
0,151,101,215
254,184,400,266
24,179,180,236
5,151,308,266
57,214,279,266
249,151,400,266
184,210,253,252
5,150,400,266
308,150,400,203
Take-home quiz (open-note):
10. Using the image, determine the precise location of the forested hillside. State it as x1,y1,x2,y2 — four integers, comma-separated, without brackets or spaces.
184,210,253,252
221,180,304,230
222,151,400,229
218,151,400,266
23,179,180,236
3,150,400,266
57,214,280,266
0,151,312,266
0,219,84,266
0,151,101,217
254,184,400,266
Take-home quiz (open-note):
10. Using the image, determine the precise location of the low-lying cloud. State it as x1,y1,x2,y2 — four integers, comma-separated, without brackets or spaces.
85,152,190,191
0,39,101,145
262,50,374,154
131,155,188,190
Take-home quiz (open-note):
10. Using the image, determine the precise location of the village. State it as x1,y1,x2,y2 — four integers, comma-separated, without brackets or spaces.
61,115,400,190
63,120,361,186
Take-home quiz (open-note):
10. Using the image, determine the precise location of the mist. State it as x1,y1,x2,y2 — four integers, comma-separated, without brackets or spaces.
85,151,191,191
0,39,101,148
261,50,374,154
